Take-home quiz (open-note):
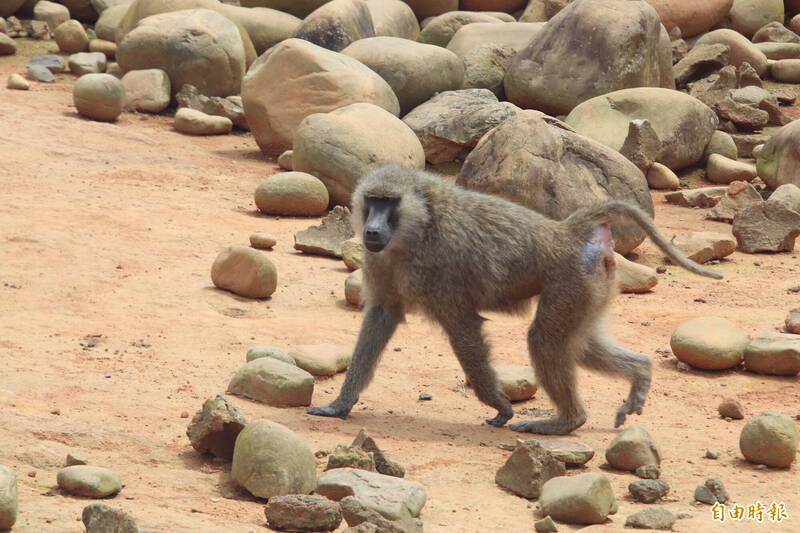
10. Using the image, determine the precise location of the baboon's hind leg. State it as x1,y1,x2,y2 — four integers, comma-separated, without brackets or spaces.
581,334,652,428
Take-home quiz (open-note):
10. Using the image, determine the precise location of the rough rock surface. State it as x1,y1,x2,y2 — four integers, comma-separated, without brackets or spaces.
316,468,426,521
82,503,138,533
739,411,798,468
495,440,566,499
294,206,355,258
186,395,247,459
265,494,343,532
605,426,661,472
227,358,314,407
538,473,617,525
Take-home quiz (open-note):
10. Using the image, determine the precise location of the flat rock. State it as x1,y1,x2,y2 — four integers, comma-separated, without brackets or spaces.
316,468,426,521
739,411,799,468
227,358,314,407
531,439,595,467
539,473,617,525
249,232,277,250
82,503,137,533
674,43,730,87
174,108,232,135
246,346,294,365
211,245,277,298
186,395,247,459
625,507,676,530
670,316,749,370
57,465,122,498
707,181,763,223
288,343,352,377
732,202,800,253
339,496,423,533
671,231,736,263
495,440,566,499
27,65,56,82
231,419,317,499
0,466,17,530
628,479,669,503
744,332,800,376
615,253,658,293
254,172,329,216
718,398,745,419
605,426,660,472
265,494,342,532
665,186,728,208
28,54,67,73
294,206,355,258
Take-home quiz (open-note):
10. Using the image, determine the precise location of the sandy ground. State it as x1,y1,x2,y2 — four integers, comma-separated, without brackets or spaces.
1,41,798,533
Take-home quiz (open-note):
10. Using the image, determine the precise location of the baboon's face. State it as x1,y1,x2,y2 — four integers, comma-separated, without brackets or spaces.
361,196,400,252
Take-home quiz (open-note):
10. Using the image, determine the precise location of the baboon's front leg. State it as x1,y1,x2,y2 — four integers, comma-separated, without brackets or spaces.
308,304,402,419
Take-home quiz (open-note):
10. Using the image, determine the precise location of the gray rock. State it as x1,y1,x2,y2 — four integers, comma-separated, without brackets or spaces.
538,473,617,525
254,172,329,216
231,419,317,499
674,43,730,87
292,0,375,52
737,61,763,87
495,440,566,499
732,132,770,158
706,449,721,459
175,84,247,130
68,51,107,76
757,120,800,189
66,453,88,466
294,206,355,258
246,346,294,364
186,395,247,459
227,358,314,407
326,445,376,472
265,494,343,532
418,11,502,47
534,516,558,533
718,398,745,419
785,307,800,334
739,411,799,467
122,69,170,113
352,428,405,478
628,479,669,503
744,332,800,376
0,466,17,530
28,54,67,73
619,119,662,173
82,503,137,533
525,441,593,468
665,186,727,208
670,316,749,370
707,181,763,223
635,463,660,479
316,468,426,521
339,496,423,533
625,507,676,530
753,22,800,44
768,184,800,212
288,344,352,377
211,245,277,298
462,43,516,97
694,477,729,504
732,202,800,253
57,465,122,498
605,426,660,472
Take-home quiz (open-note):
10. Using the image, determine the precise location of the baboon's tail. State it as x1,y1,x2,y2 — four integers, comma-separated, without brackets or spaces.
567,201,723,280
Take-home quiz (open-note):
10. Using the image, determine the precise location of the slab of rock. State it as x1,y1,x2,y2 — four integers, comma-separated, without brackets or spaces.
670,316,749,370
538,473,617,525
532,439,594,467
265,494,343,532
186,395,246,459
7,73,29,90
294,206,355,258
82,503,137,533
175,83,247,130
786,308,800,334
665,186,727,208
121,69,170,113
339,496,423,533
494,365,537,402
694,477,730,504
495,440,566,499
73,73,125,121
732,202,800,253
28,54,67,74
625,507,676,530
0,466,17,530
739,411,798,468
326,445,376,472
211,245,277,298
345,269,363,308
69,51,107,76
402,89,518,165
246,346,294,364
670,232,736,263
317,468,424,521
744,332,800,376
352,428,405,478
174,108,232,135
615,253,658,293
288,344,352,377
254,172,329,217
57,466,122,498
628,479,669,503
707,181,763,223
733,132,770,158
718,398,745,419
341,238,364,271
605,426,660,472
227,358,314,407
231,419,317,499
674,43,730,87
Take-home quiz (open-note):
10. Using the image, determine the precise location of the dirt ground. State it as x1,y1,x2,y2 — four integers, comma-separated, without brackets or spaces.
1,41,798,533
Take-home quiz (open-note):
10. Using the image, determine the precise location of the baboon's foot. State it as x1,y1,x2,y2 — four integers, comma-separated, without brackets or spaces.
307,403,352,419
614,385,647,428
509,416,585,435
485,412,511,427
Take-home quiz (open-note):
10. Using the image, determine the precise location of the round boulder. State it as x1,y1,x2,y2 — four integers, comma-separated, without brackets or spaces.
457,111,653,255
725,0,784,39
418,11,503,47
292,0,375,52
117,9,246,98
231,419,317,499
174,108,233,135
121,68,171,113
254,172,330,216
57,466,122,498
227,358,314,406
670,316,749,370
739,411,798,468
366,0,419,40
756,120,800,189
241,38,400,155
54,19,89,53
565,88,718,171
211,245,277,299
73,73,126,122
292,103,425,207
342,37,464,114
644,0,733,38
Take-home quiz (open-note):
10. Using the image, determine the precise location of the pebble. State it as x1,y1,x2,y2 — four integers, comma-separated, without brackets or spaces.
7,74,29,90
628,479,669,503
66,453,88,466
57,465,122,498
82,503,137,533
249,232,277,250
718,397,745,419
694,477,729,504
705,449,721,459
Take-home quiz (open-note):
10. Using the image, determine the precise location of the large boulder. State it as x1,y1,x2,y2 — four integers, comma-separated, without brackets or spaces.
446,22,544,57
240,0,330,18
695,29,769,76
644,0,733,38
293,0,374,52
293,103,424,206
366,0,418,40
241,38,399,155
216,5,300,55
565,88,718,171
342,37,464,114
725,0,783,39
457,112,653,255
117,9,245,97
504,0,667,116
756,120,800,189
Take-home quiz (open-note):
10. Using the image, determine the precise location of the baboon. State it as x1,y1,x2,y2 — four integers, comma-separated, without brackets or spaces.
308,166,722,434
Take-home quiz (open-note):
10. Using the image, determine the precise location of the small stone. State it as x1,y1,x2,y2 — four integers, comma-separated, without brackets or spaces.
249,232,277,250
538,473,617,525
325,445,376,472
628,479,669,503
785,307,800,334
175,84,248,130
66,453,88,466
625,507,676,530
227,358,314,407
278,150,293,170
316,468,426,521
57,466,122,498
0,466,17,530
670,232,736,263
718,398,745,419
27,65,55,83
341,238,364,272
703,130,739,163
28,54,66,74
418,393,432,401
254,172,329,216
670,317,749,370
739,410,799,468
345,269,363,307
705,449,721,459
7,74,29,90
68,52,107,76
605,426,660,472
265,494,343,532
73,73,125,122
352,428,405,478
186,395,247,460
694,477,729,504
246,346,295,365
54,20,89,54
211,245,277,299
534,440,595,467
635,463,660,479
615,253,658,293
664,187,727,208
706,154,757,184
294,206,355,258
288,344,352,377
645,163,679,190
495,440,566,499
82,503,137,533
174,108,232,135
744,332,800,376
534,515,558,533
121,69,170,113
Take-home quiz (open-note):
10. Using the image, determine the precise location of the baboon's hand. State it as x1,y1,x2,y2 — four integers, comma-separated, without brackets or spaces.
307,404,351,419
614,382,647,427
